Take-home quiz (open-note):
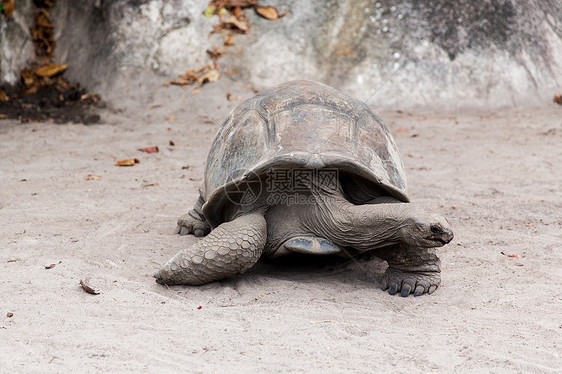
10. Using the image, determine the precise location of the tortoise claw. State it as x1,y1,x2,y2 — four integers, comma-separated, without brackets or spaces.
381,269,440,297
400,279,416,297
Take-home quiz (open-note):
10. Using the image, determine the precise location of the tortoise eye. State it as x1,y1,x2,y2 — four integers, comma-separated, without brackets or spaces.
431,226,442,234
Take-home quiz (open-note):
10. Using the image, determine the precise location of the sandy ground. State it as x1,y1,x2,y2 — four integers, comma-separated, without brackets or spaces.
1,82,561,373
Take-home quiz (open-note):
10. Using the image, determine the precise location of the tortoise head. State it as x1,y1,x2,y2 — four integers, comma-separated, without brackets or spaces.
401,207,454,248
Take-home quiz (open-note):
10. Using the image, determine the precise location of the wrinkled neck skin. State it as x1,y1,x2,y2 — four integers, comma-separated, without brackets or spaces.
301,194,410,252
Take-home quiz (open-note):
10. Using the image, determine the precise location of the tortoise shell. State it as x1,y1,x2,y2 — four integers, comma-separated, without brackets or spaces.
201,80,408,227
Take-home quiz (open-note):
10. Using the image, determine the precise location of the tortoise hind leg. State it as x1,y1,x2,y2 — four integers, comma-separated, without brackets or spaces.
377,244,441,297
155,213,267,285
175,191,211,237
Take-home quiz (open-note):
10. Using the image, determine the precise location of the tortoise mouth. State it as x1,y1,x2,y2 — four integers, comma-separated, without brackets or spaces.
425,233,454,246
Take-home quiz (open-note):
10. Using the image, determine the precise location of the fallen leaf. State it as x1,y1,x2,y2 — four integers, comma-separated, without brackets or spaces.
0,114,7,119
21,68,35,86
80,278,100,295
2,0,15,18
169,140,176,146
23,86,38,95
554,94,562,105
224,34,234,46
203,4,216,18
227,93,233,101
167,116,176,121
138,146,159,154
45,263,56,269
6,312,13,318
170,79,194,86
222,15,248,32
225,0,258,7
206,47,224,60
0,89,9,102
84,174,102,180
197,70,220,86
500,251,521,259
35,64,67,77
141,182,159,188
255,5,289,20
115,158,139,166
147,104,162,110
192,87,200,94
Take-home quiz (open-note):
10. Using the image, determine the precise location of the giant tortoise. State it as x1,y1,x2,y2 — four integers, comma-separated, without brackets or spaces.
154,80,453,297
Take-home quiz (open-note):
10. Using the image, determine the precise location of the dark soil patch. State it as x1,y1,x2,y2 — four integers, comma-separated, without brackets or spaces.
0,80,102,124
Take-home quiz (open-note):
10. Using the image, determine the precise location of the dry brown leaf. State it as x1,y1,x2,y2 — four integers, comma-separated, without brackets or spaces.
167,116,176,121
84,174,102,180
185,70,200,80
197,69,220,86
21,68,35,86
45,263,56,269
35,64,67,77
80,278,100,295
170,79,194,86
335,48,355,56
6,312,14,318
0,89,9,102
207,47,224,60
222,15,248,32
554,94,562,105
141,182,159,188
255,5,288,20
23,86,38,95
80,93,101,104
501,251,522,259
115,158,139,166
169,140,176,146
227,93,233,101
138,146,159,154
2,0,15,17
225,0,258,7
224,34,234,46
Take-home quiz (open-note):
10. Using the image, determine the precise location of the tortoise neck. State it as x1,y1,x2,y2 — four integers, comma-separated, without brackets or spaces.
301,196,408,251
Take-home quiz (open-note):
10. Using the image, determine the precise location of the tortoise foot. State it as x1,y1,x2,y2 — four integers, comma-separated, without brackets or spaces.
175,211,211,237
381,268,440,297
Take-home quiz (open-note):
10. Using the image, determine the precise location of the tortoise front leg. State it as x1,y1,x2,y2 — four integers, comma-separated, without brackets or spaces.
156,213,267,285
175,191,211,237
376,244,441,297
